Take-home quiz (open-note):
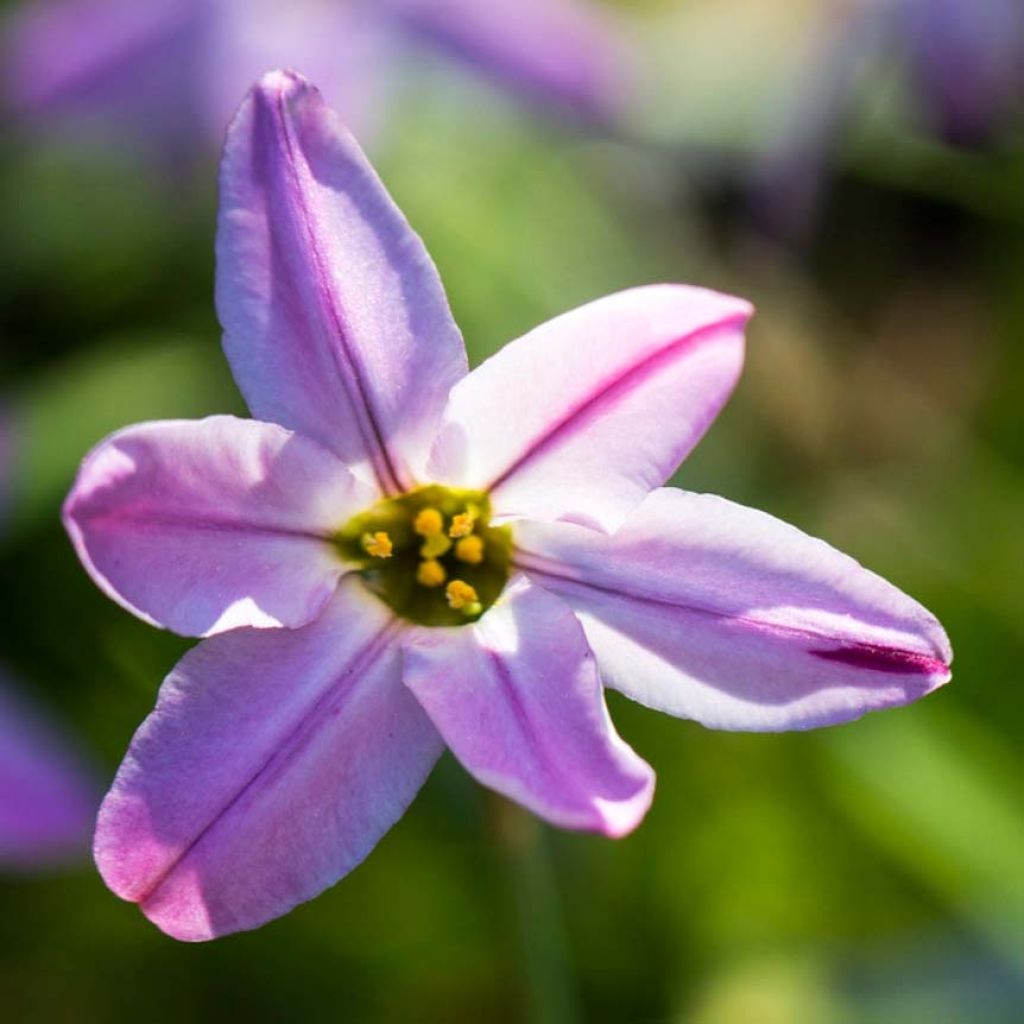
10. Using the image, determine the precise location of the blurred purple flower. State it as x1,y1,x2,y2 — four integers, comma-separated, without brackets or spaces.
752,0,1024,238
0,421,96,868
5,0,625,155
901,0,1023,146
63,72,950,940
0,675,96,867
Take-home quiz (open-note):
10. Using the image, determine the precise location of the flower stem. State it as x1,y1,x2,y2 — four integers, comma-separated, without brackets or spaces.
489,795,580,1024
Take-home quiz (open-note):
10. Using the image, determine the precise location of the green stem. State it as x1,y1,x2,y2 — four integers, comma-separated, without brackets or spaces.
489,795,580,1024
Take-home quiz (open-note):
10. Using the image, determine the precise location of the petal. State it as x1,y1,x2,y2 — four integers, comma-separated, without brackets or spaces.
6,0,205,145
63,415,374,637
515,488,952,732
216,69,467,492
95,579,441,941
388,0,627,119
428,285,751,532
0,673,97,867
747,7,876,240
403,576,654,836
904,0,1022,145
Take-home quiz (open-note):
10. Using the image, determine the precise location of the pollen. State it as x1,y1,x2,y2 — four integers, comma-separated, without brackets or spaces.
361,531,393,558
446,579,480,614
413,507,444,537
337,485,510,627
416,559,447,588
420,532,452,559
449,505,479,538
454,535,484,564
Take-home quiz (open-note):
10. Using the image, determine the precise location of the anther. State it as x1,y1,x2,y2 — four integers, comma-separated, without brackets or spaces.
449,505,479,538
446,579,481,615
413,507,444,537
416,559,447,588
361,531,393,558
454,535,484,564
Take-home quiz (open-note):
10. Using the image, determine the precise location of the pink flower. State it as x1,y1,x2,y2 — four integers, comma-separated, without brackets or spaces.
64,71,951,942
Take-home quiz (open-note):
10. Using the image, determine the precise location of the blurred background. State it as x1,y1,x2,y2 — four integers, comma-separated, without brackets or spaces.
1,0,1022,1020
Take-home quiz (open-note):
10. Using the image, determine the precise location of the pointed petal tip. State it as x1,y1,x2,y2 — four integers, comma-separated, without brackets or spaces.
434,283,753,530
62,416,361,637
241,70,338,130
225,71,320,153
809,641,951,682
621,282,755,324
251,68,313,100
140,891,217,944
516,490,953,733
219,65,466,485
593,765,656,839
62,437,165,636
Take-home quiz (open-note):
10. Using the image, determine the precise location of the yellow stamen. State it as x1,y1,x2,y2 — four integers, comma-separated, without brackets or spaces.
446,579,480,614
361,531,393,559
449,505,479,538
454,535,484,564
420,533,452,559
416,559,447,588
413,507,444,537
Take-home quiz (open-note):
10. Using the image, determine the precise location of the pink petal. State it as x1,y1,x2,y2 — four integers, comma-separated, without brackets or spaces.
428,285,751,532
96,579,440,941
515,488,952,731
63,415,374,637
403,576,654,836
216,69,467,493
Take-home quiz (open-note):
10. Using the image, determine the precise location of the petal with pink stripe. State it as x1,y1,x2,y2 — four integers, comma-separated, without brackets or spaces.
64,415,374,637
515,488,951,731
217,70,467,491
95,578,440,941
428,285,751,532
403,576,654,836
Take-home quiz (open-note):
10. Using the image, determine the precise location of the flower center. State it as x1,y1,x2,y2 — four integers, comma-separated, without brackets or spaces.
335,485,512,626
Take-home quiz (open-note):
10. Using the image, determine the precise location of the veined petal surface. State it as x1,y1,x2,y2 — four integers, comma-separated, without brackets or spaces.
217,69,467,492
429,285,751,531
64,415,374,637
95,579,441,941
516,489,951,731
403,576,654,836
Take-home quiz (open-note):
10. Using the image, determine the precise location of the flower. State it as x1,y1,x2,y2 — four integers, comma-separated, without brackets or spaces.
5,0,624,155
64,71,951,941
0,672,97,867
751,0,1023,238
0,422,96,867
900,0,1023,146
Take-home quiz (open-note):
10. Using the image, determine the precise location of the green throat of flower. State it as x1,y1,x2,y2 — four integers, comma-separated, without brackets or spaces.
335,485,513,627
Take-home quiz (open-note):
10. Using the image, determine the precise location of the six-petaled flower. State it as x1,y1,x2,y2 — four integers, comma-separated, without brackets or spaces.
63,71,952,942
